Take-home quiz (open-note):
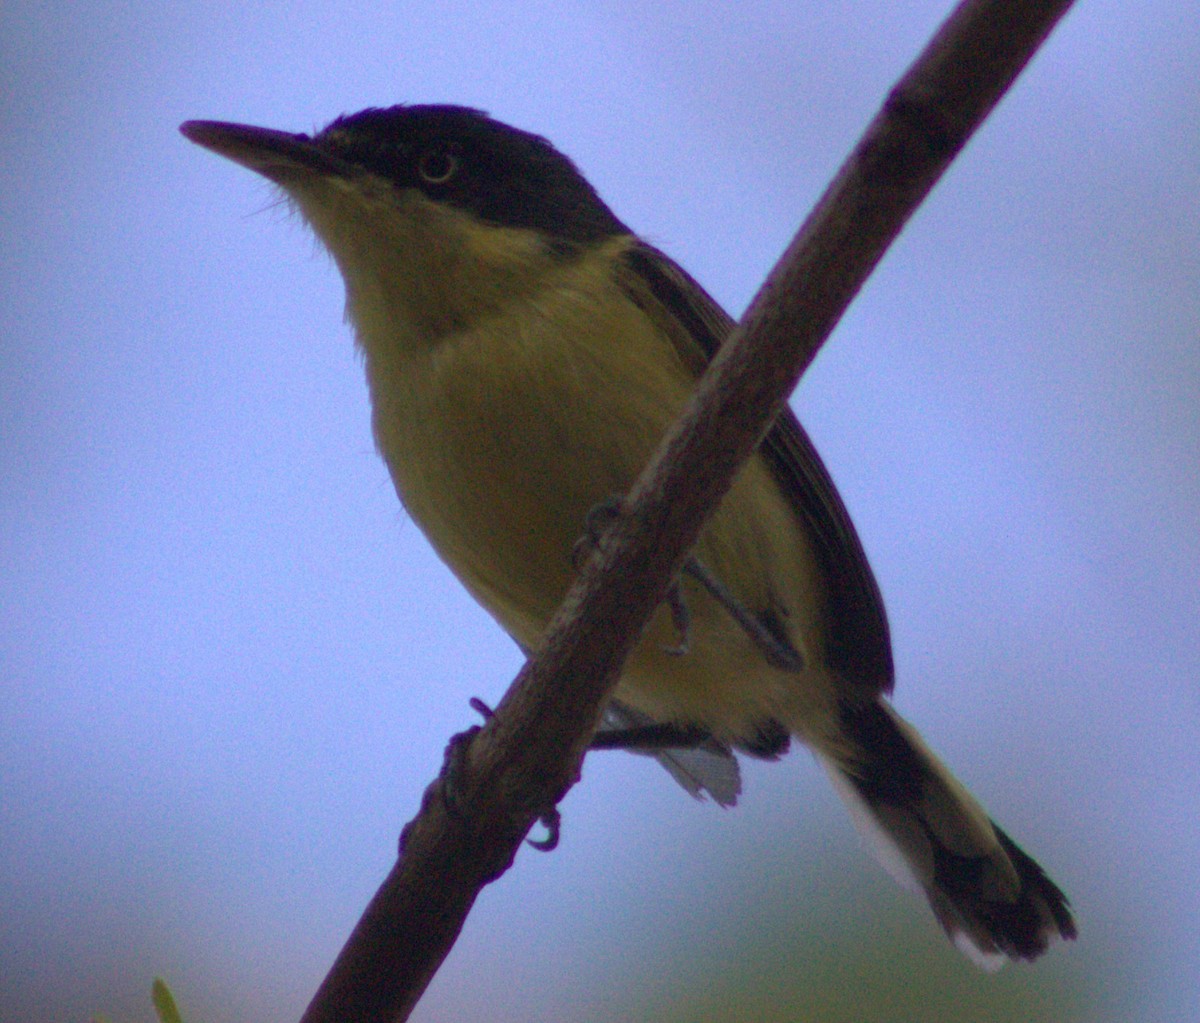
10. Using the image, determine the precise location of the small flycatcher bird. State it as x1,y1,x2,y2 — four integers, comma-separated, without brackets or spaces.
181,104,1075,967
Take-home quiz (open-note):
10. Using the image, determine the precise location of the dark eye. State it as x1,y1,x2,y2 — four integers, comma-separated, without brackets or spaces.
417,146,458,185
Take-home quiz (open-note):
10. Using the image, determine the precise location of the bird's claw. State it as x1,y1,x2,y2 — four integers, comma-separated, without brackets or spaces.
441,696,564,853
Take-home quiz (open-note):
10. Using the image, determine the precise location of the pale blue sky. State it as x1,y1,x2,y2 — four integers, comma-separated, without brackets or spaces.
2,3,1197,1022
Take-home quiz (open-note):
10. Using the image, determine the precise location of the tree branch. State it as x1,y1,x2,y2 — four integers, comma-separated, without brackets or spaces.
298,1,1076,1020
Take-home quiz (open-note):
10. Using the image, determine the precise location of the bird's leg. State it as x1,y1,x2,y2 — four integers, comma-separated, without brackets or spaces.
570,497,693,658
679,559,804,673
573,496,804,671
570,497,698,660
431,698,563,852
589,721,713,751
569,495,625,569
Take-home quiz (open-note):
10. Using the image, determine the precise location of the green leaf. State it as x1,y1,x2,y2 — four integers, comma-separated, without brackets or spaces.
151,978,184,1023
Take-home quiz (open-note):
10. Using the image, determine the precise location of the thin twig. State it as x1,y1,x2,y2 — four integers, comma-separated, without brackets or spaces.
298,1,1077,1020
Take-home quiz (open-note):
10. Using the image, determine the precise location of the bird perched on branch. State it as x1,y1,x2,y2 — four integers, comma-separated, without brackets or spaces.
182,104,1075,967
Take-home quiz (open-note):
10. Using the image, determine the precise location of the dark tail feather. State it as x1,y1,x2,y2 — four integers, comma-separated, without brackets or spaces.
822,699,1076,968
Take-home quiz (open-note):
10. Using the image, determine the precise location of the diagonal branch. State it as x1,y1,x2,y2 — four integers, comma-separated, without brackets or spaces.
298,1,1077,1020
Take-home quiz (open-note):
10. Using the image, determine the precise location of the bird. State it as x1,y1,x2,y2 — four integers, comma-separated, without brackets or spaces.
181,104,1075,967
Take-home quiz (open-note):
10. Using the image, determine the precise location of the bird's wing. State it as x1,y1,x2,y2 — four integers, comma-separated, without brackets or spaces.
616,241,893,691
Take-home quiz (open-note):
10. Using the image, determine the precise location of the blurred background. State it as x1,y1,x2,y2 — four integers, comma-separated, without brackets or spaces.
2,2,1197,1021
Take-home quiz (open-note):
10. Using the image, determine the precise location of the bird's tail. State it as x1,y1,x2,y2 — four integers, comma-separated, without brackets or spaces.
821,699,1076,968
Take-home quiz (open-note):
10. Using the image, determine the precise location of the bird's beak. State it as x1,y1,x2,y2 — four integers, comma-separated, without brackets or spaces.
181,120,350,185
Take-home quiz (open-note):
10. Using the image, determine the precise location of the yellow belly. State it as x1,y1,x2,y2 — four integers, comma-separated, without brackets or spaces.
363,256,839,745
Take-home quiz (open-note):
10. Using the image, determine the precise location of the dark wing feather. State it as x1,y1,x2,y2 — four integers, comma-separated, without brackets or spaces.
618,242,893,692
